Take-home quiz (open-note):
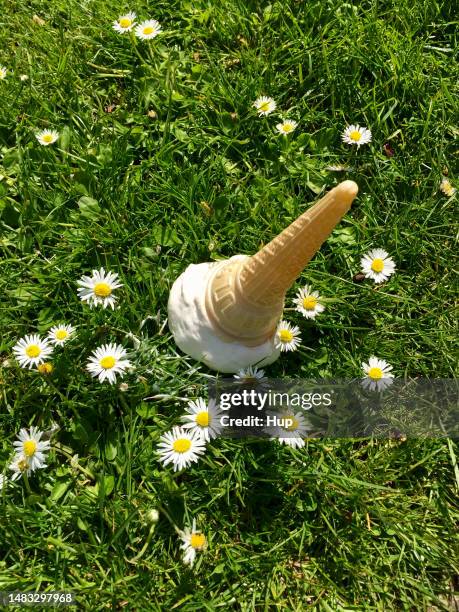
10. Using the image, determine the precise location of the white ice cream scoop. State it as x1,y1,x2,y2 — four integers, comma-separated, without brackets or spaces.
168,181,359,373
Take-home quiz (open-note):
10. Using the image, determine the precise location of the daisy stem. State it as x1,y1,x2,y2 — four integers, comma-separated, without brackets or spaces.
23,473,33,496
157,503,181,535
126,524,156,564
147,44,156,65
45,379,67,403
131,34,147,66
53,444,95,480
280,134,290,154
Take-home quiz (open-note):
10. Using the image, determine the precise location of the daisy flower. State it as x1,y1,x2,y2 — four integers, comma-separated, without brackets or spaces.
13,426,50,472
13,334,53,369
274,320,301,352
157,426,206,472
179,519,207,567
440,177,456,197
47,324,75,346
294,285,325,319
36,129,59,146
360,248,396,283
0,66,7,79
266,409,310,449
233,365,267,385
265,409,308,448
9,455,32,481
37,362,53,375
342,125,372,148
181,398,223,442
276,119,297,135
135,19,162,40
86,343,131,384
77,267,122,309
253,96,276,116
112,11,136,33
361,357,394,391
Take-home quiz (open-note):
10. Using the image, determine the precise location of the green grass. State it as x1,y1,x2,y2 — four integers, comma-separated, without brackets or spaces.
0,0,458,609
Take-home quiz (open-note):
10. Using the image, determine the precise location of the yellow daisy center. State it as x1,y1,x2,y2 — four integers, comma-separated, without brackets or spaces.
26,344,41,358
371,258,384,273
119,18,132,28
38,363,53,375
195,411,210,427
282,123,293,132
441,181,455,196
93,282,112,297
190,533,206,549
302,296,317,310
23,440,37,457
143,26,155,35
55,329,68,340
18,458,29,472
100,356,116,369
43,134,53,143
284,416,299,432
259,101,270,112
279,329,293,343
368,366,383,380
173,439,191,453
349,130,362,142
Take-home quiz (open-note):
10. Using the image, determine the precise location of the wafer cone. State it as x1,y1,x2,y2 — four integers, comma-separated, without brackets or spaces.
205,181,358,346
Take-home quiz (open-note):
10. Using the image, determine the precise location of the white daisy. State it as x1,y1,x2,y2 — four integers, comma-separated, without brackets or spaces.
157,426,206,472
19,74,29,81
86,343,131,384
179,519,207,567
9,454,32,481
360,248,396,283
361,357,394,391
253,96,276,116
36,129,59,146
113,11,136,33
274,320,301,352
0,66,7,79
233,365,267,385
135,19,162,40
276,119,297,135
266,409,310,449
342,125,372,148
181,398,223,442
13,334,53,369
440,178,456,197
47,324,76,346
77,267,122,309
294,285,325,319
13,426,50,472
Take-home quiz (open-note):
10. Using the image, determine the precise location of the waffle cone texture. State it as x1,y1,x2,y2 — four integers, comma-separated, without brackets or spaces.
204,180,358,346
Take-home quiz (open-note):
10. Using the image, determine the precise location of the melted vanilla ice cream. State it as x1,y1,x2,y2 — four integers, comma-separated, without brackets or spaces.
167,256,281,373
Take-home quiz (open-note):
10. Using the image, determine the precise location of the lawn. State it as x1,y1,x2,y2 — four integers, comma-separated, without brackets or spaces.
0,0,458,609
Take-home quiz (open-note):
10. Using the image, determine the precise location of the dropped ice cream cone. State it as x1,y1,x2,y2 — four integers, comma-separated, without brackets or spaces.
168,181,358,372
